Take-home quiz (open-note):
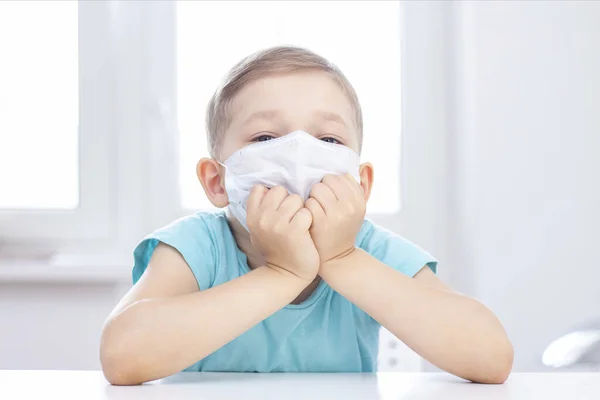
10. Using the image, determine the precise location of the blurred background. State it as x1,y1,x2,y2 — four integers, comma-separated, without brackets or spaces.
0,0,599,373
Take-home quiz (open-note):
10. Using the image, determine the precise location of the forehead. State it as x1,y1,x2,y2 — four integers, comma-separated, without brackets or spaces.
229,71,356,129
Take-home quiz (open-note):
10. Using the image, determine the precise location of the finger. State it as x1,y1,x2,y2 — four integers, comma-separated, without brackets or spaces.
277,194,304,222
343,173,364,196
260,185,289,211
322,174,352,200
246,185,269,213
305,197,326,221
309,182,337,214
290,207,313,231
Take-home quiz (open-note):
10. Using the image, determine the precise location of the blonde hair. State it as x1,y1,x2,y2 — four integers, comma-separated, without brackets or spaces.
206,46,363,158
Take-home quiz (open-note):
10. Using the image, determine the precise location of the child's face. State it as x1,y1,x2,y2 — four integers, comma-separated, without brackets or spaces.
197,70,373,211
218,71,360,160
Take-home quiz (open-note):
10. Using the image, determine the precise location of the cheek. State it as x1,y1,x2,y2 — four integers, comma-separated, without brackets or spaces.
351,129,362,152
341,128,360,153
215,129,243,160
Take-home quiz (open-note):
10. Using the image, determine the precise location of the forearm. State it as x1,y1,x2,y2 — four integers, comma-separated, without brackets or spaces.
319,249,513,384
101,266,305,385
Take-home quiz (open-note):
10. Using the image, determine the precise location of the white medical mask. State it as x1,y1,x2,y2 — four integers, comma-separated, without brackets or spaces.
222,130,361,231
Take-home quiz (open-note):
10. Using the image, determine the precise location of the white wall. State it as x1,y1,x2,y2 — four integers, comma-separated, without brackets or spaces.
0,282,127,370
447,0,600,371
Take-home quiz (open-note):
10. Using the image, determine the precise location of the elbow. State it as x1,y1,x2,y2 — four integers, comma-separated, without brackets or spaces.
102,365,141,386
472,338,514,384
100,340,143,386
100,322,146,386
465,303,514,384
101,353,143,386
494,340,515,384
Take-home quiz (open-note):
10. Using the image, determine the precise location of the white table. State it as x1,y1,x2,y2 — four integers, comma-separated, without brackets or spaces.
0,371,598,400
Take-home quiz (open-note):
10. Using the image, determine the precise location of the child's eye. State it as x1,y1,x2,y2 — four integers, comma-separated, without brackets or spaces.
253,134,275,143
320,136,341,145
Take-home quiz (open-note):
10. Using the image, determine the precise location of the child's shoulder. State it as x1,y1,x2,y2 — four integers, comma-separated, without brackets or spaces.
157,210,228,236
132,210,231,287
144,210,233,260
356,219,438,277
355,219,393,248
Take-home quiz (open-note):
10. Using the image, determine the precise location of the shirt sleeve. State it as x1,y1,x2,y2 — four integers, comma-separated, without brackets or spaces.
356,219,438,278
132,213,219,290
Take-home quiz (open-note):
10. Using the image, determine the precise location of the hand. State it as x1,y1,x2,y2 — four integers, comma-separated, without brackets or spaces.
246,185,320,283
305,174,366,264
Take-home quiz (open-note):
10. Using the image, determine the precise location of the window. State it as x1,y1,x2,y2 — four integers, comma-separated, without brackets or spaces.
0,1,78,209
177,0,402,214
0,1,112,244
1,0,404,251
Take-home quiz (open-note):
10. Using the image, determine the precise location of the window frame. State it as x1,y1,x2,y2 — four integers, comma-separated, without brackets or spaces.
0,1,115,246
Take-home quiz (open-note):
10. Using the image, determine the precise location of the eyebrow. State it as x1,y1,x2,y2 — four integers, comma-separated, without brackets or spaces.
313,111,348,128
242,110,282,126
243,110,348,128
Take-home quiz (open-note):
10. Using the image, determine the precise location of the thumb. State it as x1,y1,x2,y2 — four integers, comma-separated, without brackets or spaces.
291,207,313,229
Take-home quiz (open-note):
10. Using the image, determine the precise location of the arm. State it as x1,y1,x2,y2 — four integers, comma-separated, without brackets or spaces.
306,174,513,384
100,243,307,385
319,251,513,384
101,186,319,385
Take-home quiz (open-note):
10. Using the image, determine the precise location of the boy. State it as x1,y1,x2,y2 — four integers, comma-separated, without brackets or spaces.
100,46,513,385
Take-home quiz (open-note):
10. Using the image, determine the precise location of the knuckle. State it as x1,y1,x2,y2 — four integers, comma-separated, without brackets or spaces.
313,183,326,193
272,185,287,195
322,175,334,184
257,217,269,231
288,194,303,207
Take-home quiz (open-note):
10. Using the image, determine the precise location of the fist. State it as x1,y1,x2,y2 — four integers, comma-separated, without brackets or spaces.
305,174,366,263
246,185,320,282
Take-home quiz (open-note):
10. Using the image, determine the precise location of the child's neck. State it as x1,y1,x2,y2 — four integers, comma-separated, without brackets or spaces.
226,208,320,305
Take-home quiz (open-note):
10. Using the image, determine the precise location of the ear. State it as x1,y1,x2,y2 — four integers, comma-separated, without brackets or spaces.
197,158,229,208
358,162,374,203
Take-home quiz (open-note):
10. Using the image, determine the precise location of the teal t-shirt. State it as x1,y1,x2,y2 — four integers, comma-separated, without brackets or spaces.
132,211,437,373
